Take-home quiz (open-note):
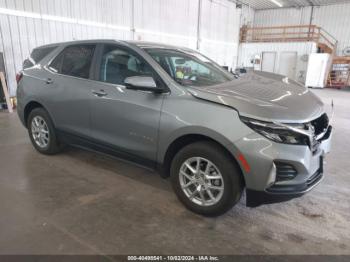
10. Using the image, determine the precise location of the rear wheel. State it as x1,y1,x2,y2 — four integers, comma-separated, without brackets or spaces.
27,108,63,155
170,141,243,216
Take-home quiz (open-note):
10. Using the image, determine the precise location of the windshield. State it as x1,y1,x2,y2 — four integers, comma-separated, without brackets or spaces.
144,48,234,87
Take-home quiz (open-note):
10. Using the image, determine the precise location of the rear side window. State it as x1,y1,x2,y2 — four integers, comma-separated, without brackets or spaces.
31,46,57,63
23,45,58,69
22,59,34,69
49,45,95,79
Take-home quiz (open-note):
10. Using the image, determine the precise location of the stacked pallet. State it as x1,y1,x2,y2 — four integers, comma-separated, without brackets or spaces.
327,56,350,89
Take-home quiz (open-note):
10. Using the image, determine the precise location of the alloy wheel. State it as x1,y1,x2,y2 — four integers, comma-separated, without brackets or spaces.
31,116,50,148
179,157,224,206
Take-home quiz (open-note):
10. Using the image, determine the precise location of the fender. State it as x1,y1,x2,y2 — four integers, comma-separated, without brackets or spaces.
157,125,241,165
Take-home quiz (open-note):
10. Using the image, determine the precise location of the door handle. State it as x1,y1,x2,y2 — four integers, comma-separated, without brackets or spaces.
45,78,54,84
92,89,108,97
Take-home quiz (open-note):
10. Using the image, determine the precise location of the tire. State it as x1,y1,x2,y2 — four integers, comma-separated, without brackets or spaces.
27,107,63,155
170,141,244,216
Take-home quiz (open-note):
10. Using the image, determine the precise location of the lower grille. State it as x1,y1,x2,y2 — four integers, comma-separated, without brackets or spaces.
267,158,323,194
275,162,298,181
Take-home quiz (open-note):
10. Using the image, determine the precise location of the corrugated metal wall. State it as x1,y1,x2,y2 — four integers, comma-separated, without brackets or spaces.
253,7,312,27
252,3,350,56
312,4,350,56
199,0,239,67
0,0,240,96
240,5,255,27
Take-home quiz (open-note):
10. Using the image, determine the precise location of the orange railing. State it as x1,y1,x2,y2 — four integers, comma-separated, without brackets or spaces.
240,25,338,54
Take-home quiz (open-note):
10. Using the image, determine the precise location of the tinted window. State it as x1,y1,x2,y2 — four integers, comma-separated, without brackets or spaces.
145,48,234,87
23,46,58,69
31,46,57,63
49,45,95,79
99,45,153,85
49,53,63,72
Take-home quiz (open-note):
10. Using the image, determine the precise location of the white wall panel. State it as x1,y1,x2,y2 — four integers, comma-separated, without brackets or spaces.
0,0,240,96
199,0,239,68
238,42,317,83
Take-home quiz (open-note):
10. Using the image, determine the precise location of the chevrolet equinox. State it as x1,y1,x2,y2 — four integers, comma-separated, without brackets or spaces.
17,40,332,216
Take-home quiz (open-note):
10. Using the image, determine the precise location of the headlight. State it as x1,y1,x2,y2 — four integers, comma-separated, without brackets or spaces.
240,116,308,145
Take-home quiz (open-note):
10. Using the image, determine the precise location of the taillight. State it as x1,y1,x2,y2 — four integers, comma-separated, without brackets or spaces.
16,72,23,84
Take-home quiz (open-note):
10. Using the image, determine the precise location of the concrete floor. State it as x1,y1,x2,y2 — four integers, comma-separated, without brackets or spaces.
0,88,349,255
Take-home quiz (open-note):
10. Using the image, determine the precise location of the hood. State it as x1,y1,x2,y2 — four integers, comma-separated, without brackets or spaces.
187,71,325,123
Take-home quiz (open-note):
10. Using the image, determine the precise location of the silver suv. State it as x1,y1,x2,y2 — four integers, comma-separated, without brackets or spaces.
17,40,332,216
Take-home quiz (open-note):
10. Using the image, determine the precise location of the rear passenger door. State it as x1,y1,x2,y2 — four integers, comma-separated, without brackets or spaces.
45,44,96,137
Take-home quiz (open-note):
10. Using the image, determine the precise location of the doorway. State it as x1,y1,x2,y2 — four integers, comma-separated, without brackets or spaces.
278,51,297,79
261,52,276,73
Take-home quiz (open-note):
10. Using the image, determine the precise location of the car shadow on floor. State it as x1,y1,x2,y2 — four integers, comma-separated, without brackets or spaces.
59,145,173,192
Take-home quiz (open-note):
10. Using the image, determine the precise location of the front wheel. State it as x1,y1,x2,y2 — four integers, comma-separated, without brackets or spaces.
170,141,244,216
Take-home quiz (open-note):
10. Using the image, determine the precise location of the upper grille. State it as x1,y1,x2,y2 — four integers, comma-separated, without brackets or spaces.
308,113,330,153
311,113,329,137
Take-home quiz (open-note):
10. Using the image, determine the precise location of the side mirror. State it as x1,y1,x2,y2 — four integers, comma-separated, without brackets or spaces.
124,76,164,93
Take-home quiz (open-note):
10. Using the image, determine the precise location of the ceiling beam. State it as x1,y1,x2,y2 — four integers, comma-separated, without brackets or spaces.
305,0,315,6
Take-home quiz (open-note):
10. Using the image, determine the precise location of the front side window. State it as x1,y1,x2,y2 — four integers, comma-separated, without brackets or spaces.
145,48,234,87
99,45,153,85
49,45,95,79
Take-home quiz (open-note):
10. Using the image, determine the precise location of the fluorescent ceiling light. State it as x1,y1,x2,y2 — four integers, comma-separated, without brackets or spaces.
136,29,197,41
77,19,130,31
42,14,76,24
0,7,130,31
201,38,237,46
0,7,40,19
268,0,283,7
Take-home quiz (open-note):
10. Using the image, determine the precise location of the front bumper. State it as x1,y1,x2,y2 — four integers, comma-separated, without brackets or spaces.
233,126,332,207
246,158,323,207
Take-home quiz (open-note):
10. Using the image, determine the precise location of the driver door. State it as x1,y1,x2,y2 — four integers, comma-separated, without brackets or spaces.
89,44,165,164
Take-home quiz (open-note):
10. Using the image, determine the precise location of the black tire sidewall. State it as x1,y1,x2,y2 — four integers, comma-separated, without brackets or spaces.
27,108,60,155
170,141,243,216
